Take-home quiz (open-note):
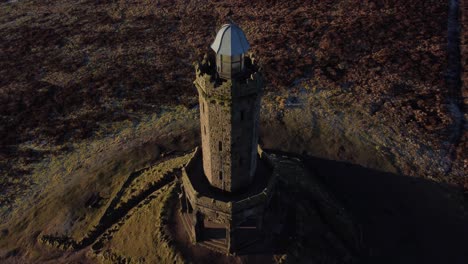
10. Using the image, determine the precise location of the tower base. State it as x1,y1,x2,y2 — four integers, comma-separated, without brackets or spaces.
178,146,277,254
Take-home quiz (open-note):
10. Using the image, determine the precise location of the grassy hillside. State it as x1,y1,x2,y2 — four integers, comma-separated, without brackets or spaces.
0,0,466,262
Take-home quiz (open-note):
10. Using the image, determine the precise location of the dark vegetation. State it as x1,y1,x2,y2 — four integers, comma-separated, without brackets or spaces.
0,1,467,262
0,0,466,226
0,0,455,146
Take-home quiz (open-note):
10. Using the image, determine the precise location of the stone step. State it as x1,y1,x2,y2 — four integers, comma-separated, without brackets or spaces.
200,238,228,252
203,238,227,247
179,212,195,241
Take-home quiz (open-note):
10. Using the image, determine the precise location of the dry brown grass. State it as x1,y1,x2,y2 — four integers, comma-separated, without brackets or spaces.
0,0,466,261
0,106,198,262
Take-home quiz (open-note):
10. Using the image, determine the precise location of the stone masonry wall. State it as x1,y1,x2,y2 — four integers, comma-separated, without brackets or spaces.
195,60,263,192
201,92,233,190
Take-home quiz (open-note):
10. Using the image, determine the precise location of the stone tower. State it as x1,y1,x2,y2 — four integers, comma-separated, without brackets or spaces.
196,23,262,192
179,22,276,254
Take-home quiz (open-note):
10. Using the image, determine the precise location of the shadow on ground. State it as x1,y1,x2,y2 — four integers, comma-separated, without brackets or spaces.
303,155,468,264
170,150,468,264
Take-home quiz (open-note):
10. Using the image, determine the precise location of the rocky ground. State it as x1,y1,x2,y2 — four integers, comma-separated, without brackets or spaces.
0,0,467,263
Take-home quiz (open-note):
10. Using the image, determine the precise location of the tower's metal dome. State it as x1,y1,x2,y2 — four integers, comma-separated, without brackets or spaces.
211,23,250,56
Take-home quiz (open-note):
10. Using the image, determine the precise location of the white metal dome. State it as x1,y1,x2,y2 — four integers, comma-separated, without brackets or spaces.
211,23,250,56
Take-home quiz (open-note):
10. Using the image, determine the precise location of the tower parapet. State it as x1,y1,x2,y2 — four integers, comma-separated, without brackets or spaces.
194,55,263,104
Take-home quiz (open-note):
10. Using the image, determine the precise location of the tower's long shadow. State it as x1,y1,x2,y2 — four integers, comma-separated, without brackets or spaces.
302,154,468,264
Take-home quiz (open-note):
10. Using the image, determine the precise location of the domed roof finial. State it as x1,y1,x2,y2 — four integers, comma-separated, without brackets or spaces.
210,21,250,56
226,8,234,20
